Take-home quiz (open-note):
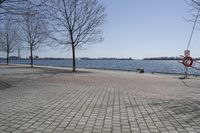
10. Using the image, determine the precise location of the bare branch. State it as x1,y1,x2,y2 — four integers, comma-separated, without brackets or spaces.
185,0,200,30
45,0,106,71
191,0,200,6
0,14,20,64
0,0,48,16
18,4,50,67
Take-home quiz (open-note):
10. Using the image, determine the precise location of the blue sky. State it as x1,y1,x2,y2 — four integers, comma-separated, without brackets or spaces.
34,0,200,59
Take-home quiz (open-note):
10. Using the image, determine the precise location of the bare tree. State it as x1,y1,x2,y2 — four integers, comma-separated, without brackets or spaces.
0,15,20,65
19,7,49,68
0,0,28,15
183,0,200,35
191,0,200,6
185,0,200,17
45,0,106,72
0,0,46,15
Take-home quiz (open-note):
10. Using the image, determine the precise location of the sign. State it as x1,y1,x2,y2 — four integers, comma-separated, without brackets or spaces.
184,50,190,57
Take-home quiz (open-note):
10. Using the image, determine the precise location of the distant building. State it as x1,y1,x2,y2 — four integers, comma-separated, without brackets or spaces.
29,55,39,59
10,56,20,60
34,55,39,59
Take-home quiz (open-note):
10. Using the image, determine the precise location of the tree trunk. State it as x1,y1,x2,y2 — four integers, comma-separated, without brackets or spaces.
30,44,33,68
72,45,76,72
6,51,9,65
6,34,9,65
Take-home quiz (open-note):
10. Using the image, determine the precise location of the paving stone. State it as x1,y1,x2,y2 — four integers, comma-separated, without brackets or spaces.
1,66,200,133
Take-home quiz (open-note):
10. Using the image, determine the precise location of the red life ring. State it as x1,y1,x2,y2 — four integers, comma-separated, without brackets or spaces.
182,57,193,67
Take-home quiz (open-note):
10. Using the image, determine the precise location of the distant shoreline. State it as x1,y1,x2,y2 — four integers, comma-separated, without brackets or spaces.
0,57,133,60
1,58,200,61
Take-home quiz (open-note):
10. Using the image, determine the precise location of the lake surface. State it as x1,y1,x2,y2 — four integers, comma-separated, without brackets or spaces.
1,59,200,75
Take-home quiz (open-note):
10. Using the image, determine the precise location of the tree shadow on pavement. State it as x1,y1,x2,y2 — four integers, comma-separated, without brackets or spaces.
0,81,10,90
149,99,200,125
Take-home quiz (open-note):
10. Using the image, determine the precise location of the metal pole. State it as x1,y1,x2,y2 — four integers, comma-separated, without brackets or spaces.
184,8,200,78
185,67,188,79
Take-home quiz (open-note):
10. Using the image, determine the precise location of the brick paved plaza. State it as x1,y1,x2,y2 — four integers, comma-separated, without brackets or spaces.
0,65,200,133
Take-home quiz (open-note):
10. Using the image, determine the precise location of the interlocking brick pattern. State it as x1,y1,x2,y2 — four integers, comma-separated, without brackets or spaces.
0,65,200,133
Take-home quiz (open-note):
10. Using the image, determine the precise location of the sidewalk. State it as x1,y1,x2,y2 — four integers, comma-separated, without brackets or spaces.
0,65,200,133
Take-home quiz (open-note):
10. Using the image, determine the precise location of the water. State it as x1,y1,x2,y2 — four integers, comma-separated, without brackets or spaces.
1,59,200,75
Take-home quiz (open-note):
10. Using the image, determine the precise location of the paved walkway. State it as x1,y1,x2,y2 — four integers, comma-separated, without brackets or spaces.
0,65,200,133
